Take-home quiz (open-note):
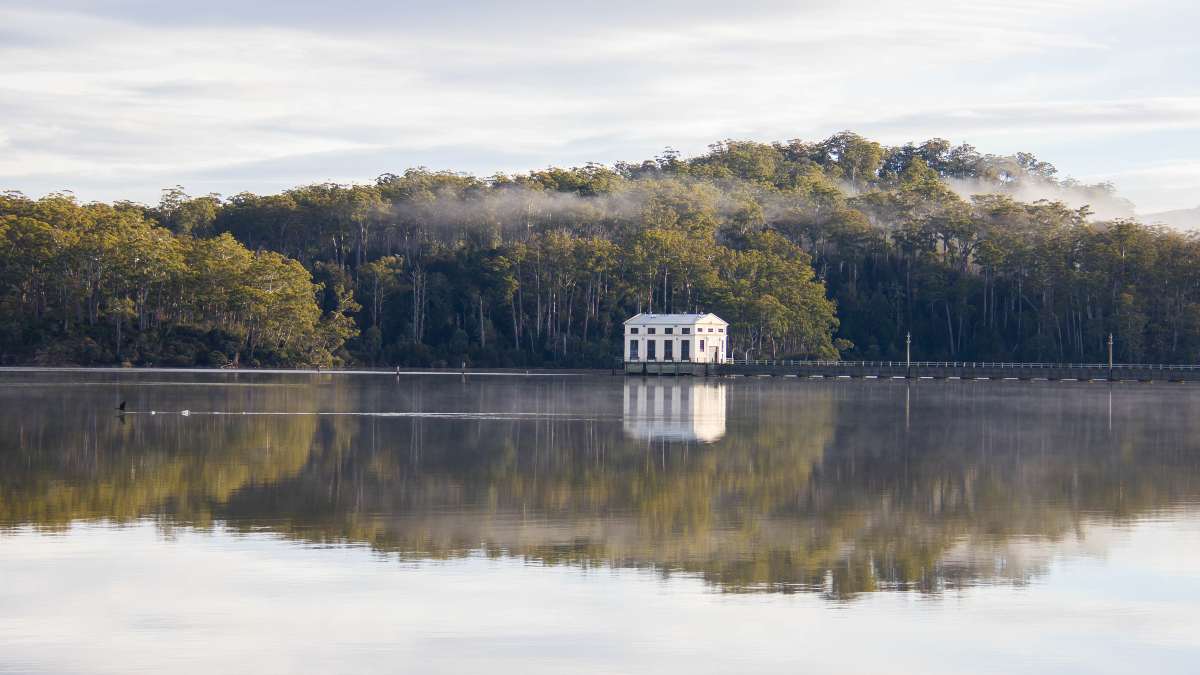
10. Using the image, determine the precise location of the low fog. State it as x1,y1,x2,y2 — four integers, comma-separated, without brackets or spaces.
946,177,1137,221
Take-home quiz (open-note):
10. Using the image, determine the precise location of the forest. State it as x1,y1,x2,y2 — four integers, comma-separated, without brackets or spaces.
2,131,1197,367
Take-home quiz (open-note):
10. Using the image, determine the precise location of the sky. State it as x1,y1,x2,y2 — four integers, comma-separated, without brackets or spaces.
1,0,1197,213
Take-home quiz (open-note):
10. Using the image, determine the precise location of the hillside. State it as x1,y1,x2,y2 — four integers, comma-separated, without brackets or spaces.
1142,206,1200,230
3,132,1198,367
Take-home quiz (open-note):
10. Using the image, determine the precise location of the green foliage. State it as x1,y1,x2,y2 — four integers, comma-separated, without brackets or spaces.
3,130,1188,367
715,231,841,359
0,194,353,366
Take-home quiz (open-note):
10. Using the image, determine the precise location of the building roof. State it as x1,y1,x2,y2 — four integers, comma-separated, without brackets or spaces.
623,313,727,325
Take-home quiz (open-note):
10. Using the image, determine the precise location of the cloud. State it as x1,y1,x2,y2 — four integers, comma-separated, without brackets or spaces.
1099,161,1200,216
866,99,1200,140
0,0,1197,209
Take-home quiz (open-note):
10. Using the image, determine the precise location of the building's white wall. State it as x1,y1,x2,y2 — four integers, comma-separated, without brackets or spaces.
623,317,728,363
691,320,728,364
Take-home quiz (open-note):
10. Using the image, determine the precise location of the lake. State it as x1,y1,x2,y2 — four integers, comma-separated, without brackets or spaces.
2,370,1199,674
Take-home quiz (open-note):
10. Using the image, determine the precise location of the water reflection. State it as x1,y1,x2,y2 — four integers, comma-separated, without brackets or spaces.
2,372,1200,599
622,378,726,442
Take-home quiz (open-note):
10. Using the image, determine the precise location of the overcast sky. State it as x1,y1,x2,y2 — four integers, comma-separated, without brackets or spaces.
1,0,1197,212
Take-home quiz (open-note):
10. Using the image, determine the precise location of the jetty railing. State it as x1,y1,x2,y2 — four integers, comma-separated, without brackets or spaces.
695,358,1200,382
725,359,1200,371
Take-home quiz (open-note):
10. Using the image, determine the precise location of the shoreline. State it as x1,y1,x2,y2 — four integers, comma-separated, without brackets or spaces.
0,365,615,377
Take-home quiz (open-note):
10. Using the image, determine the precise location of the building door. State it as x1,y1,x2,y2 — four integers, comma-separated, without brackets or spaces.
647,339,656,361
699,339,705,361
629,339,639,361
681,340,690,361
664,340,674,361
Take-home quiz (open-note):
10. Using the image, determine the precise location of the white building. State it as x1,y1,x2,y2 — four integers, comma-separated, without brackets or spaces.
623,313,728,363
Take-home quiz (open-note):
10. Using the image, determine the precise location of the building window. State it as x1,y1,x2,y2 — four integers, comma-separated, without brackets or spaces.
648,327,656,335
629,339,639,360
717,328,724,333
682,327,690,335
647,339,657,360
664,340,674,360
630,327,639,334
699,339,705,355
665,327,673,335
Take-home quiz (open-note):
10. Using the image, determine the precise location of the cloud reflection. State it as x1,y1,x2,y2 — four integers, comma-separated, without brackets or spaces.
3,372,1200,600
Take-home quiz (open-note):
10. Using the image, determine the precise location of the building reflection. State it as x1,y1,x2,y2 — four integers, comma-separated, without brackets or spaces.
622,379,727,442
5,373,1200,599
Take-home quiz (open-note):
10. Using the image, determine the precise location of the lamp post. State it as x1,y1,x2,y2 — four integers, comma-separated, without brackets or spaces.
906,331,912,378
1107,333,1114,380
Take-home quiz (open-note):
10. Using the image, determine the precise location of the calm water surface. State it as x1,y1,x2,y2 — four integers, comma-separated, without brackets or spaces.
2,370,1199,674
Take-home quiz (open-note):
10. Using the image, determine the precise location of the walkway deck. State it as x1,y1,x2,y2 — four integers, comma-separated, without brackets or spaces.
626,360,1200,382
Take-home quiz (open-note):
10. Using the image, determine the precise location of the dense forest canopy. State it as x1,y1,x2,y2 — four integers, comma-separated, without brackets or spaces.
2,131,1196,367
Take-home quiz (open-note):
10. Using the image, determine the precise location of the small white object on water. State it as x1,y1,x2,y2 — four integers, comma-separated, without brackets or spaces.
150,411,156,415
180,410,190,416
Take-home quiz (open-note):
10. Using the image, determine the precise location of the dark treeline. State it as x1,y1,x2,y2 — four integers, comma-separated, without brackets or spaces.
2,131,1197,366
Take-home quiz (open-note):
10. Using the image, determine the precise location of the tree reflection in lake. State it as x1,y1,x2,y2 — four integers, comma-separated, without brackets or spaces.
2,371,1199,599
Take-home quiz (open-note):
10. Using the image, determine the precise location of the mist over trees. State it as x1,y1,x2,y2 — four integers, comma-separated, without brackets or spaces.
2,132,1196,367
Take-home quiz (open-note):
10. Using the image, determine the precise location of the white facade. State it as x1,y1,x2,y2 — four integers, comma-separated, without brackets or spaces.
623,313,728,363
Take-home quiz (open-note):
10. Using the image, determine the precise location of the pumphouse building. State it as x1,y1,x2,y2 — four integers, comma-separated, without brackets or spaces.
623,313,728,364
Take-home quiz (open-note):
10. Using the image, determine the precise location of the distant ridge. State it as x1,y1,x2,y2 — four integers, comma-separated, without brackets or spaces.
1141,206,1200,230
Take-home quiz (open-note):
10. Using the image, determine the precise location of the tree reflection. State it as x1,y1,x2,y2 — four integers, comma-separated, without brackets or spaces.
2,374,1199,599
